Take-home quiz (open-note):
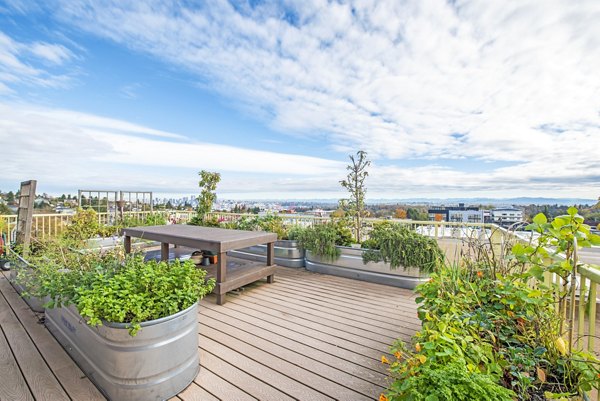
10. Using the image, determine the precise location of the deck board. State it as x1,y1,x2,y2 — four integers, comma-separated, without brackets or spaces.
0,266,418,401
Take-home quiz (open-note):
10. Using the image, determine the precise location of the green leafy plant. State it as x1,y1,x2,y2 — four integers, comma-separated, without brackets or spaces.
64,208,100,241
296,221,352,261
383,206,600,400
76,256,215,335
362,221,443,273
189,170,221,226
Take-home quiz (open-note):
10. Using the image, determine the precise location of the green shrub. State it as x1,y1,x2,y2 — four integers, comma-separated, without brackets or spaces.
296,221,352,261
386,357,515,401
362,222,443,273
383,209,600,400
76,256,215,335
64,208,100,241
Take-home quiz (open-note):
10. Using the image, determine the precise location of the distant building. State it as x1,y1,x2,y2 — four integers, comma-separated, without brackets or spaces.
491,208,523,225
427,203,484,223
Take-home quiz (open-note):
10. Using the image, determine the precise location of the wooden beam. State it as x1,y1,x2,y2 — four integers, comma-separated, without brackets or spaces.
124,236,131,254
160,242,169,261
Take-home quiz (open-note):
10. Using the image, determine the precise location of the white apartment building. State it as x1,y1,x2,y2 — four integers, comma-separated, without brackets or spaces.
492,208,523,225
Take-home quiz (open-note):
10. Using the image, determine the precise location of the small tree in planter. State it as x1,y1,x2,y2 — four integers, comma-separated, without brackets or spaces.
189,170,221,226
340,150,370,243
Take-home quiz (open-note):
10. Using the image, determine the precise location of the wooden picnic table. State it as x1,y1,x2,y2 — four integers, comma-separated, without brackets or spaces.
122,225,278,305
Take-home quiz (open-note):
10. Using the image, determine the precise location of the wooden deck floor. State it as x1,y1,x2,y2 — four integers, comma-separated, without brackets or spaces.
0,267,419,401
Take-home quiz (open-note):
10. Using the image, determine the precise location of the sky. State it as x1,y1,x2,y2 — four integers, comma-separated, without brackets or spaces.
0,0,599,200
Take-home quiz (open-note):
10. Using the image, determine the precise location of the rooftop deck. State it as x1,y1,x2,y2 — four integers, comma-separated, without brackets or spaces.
0,266,419,401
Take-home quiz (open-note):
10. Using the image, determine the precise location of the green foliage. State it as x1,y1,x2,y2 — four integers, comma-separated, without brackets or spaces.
362,222,443,273
76,256,215,335
286,225,306,241
14,238,215,336
221,214,300,240
296,221,352,261
384,207,600,400
513,209,600,281
339,150,370,242
386,356,515,401
64,208,100,241
190,170,221,226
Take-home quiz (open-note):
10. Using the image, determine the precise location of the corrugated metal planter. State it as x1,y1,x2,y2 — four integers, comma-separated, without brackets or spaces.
228,239,305,268
45,302,199,401
305,246,429,289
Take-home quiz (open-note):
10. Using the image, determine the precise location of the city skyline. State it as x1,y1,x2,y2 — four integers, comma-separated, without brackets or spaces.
1,1,599,199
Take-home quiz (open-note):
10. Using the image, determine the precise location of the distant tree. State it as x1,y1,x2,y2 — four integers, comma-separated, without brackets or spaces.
407,207,428,221
166,200,173,209
6,191,14,203
190,170,221,226
340,150,371,243
0,203,12,214
394,208,407,219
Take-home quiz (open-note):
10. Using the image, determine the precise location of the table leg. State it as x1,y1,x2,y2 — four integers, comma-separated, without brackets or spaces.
216,252,227,305
161,242,169,261
266,242,275,283
124,236,131,254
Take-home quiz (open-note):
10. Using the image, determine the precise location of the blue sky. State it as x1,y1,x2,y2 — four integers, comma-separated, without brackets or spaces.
0,0,598,200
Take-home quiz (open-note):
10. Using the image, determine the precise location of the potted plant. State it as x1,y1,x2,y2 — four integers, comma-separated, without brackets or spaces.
32,245,214,401
225,215,307,268
303,221,442,289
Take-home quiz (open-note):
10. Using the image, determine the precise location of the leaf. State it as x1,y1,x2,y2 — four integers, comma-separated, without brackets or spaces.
537,367,547,383
533,213,548,225
554,337,567,356
567,206,578,216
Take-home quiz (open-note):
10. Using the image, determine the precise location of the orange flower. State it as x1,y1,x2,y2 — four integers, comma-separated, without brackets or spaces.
477,271,484,278
379,394,389,401
415,343,422,352
381,355,390,364
394,351,402,359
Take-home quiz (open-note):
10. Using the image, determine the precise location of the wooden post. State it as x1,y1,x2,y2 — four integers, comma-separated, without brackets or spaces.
124,235,131,254
15,180,36,256
266,242,275,284
160,242,169,261
216,252,227,305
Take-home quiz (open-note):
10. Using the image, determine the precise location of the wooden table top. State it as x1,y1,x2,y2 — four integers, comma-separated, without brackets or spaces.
122,225,278,253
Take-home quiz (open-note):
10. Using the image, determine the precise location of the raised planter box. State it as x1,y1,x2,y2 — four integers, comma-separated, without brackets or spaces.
227,239,305,268
305,246,429,289
45,302,199,401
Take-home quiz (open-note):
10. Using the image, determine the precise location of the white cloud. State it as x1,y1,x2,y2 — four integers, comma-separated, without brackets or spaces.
0,31,75,91
48,2,600,176
2,0,599,198
0,103,345,194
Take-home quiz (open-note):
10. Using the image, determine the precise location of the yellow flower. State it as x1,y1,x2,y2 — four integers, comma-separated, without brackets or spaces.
379,394,389,401
417,355,427,364
415,343,422,352
381,355,390,364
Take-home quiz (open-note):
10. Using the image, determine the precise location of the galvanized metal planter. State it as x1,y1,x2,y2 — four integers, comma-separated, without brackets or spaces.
305,246,429,289
45,302,199,401
228,239,305,268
